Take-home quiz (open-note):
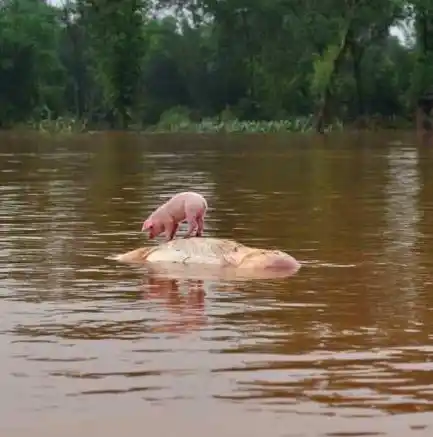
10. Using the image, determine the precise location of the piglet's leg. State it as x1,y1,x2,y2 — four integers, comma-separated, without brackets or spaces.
196,214,204,237
168,222,179,240
164,221,177,241
184,216,198,238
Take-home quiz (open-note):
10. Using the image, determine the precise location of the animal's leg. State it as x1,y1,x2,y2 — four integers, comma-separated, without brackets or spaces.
163,221,176,241
183,216,198,238
196,214,204,237
168,222,179,240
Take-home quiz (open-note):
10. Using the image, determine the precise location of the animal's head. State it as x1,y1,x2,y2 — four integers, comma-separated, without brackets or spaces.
141,219,161,239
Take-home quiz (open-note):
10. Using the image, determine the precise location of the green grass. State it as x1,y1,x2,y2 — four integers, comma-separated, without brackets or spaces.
28,115,88,134
147,106,344,134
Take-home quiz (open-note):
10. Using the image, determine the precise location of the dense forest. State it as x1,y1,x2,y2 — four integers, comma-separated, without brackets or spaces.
1,0,433,132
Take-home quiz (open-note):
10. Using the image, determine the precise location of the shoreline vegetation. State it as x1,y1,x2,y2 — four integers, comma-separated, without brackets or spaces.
10,106,415,136
1,0,432,138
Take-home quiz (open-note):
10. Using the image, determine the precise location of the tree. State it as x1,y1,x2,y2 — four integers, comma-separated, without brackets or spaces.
77,0,147,128
0,0,65,126
0,0,431,130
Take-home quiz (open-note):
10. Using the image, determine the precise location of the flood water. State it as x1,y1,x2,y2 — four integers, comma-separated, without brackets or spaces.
1,130,433,436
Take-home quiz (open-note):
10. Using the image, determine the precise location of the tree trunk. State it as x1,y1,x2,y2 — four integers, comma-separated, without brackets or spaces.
314,24,352,133
350,40,365,118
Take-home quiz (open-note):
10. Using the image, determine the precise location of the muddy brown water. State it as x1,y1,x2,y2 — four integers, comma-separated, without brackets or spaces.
1,130,433,436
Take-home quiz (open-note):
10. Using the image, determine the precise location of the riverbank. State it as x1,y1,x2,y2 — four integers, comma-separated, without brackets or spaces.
6,111,415,136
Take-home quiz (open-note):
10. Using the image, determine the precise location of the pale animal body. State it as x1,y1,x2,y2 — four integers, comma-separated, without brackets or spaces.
110,237,301,280
141,191,208,241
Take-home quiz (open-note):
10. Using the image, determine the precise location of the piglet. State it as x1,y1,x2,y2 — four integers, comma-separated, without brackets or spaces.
141,191,208,241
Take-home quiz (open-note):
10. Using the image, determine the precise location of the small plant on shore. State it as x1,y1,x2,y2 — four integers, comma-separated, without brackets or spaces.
23,107,88,134
31,116,87,134
153,106,192,132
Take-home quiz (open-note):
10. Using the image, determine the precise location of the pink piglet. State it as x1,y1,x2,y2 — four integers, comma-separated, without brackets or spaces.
141,191,208,241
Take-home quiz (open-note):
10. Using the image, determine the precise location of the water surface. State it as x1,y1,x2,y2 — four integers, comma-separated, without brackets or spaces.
1,131,433,436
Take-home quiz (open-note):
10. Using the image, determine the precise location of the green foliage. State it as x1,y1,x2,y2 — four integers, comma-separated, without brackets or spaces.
156,106,192,131
0,0,431,132
150,108,343,133
78,0,146,128
0,0,65,126
311,44,341,97
28,116,87,135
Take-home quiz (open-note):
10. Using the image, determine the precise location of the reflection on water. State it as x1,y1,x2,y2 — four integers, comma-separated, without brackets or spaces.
1,131,433,436
383,147,421,323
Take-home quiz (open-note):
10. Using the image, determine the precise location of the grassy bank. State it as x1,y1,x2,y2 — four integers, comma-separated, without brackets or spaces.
7,106,415,135
146,116,341,134
146,106,343,134
12,115,88,135
145,107,414,133
143,106,414,134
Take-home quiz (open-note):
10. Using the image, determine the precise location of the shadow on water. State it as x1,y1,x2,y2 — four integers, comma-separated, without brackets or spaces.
1,130,433,436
